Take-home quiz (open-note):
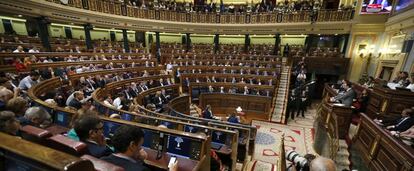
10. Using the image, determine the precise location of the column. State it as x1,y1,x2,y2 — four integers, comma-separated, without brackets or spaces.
274,33,281,55
186,33,191,52
341,34,350,55
244,34,250,53
332,35,341,49
122,29,130,52
305,34,314,53
214,34,219,53
83,24,93,50
155,31,161,62
36,17,51,52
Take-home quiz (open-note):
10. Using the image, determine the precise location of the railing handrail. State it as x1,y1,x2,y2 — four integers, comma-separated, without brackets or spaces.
48,0,354,24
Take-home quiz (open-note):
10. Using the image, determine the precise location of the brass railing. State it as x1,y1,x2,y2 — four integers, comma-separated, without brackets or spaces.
47,0,354,24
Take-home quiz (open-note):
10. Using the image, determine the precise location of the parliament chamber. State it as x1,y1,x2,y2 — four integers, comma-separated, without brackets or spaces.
0,0,413,171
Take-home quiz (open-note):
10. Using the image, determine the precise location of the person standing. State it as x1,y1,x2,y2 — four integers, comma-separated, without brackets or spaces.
287,89,299,120
297,90,307,118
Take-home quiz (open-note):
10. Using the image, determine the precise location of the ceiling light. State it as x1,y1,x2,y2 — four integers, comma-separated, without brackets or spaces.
17,15,22,17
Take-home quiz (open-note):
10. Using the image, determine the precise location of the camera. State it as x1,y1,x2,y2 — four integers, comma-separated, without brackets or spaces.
286,150,312,171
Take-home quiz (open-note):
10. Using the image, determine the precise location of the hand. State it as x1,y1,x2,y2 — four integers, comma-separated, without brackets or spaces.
138,149,148,161
168,160,178,171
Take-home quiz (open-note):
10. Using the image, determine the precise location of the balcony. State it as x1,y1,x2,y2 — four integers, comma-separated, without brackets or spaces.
46,0,354,24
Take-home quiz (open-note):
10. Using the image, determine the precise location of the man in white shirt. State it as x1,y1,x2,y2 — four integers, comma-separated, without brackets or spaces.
28,46,40,53
113,93,126,109
18,71,40,91
13,46,24,53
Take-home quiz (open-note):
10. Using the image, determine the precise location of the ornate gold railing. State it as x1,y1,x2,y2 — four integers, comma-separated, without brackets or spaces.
46,0,354,24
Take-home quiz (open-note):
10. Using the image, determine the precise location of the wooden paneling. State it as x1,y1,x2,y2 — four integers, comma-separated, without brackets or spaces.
354,113,414,171
199,93,272,120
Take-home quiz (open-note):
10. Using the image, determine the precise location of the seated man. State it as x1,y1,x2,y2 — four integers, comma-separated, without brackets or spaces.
18,107,51,128
74,116,113,158
330,81,355,107
68,91,85,110
18,70,40,91
101,125,178,171
384,109,414,133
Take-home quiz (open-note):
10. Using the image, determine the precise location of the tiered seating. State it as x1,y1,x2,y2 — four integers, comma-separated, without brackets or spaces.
4,37,295,171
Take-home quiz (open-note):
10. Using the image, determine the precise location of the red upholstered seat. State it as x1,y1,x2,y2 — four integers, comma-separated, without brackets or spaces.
81,155,125,171
47,134,87,156
20,125,52,144
46,124,70,135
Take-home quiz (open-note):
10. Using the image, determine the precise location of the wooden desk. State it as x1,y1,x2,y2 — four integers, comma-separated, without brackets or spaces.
366,87,414,118
354,113,414,171
291,57,350,75
0,132,95,171
319,84,353,139
144,148,200,171
199,93,272,121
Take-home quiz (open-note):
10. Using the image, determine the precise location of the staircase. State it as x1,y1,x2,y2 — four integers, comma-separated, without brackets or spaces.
336,140,351,171
270,59,290,123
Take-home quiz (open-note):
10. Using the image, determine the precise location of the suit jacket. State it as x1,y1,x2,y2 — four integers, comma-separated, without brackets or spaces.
390,117,414,132
101,154,150,171
203,109,214,119
84,141,113,158
334,88,356,107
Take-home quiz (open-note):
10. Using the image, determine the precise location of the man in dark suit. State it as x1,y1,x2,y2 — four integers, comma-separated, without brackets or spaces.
74,116,113,158
152,91,164,112
202,105,215,119
385,109,414,132
331,81,356,107
69,91,84,110
287,89,298,120
101,125,177,171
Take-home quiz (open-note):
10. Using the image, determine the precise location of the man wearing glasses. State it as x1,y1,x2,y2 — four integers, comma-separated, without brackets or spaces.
74,116,113,158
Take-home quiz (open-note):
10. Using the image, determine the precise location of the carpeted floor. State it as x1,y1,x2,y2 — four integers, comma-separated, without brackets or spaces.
250,102,318,165
251,120,316,165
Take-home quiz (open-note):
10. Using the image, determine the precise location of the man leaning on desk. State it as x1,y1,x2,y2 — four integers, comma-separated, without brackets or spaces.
330,80,356,107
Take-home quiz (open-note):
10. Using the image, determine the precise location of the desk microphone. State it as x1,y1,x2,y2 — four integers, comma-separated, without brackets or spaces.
156,132,166,160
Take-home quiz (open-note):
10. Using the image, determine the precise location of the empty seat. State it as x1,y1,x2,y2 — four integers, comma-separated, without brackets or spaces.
81,155,125,171
47,134,88,156
20,125,52,144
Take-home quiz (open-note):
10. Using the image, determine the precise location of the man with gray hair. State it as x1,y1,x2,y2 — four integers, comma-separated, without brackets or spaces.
18,107,51,128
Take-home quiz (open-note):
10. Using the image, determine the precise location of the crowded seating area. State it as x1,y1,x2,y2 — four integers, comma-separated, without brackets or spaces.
0,0,414,170
45,0,355,24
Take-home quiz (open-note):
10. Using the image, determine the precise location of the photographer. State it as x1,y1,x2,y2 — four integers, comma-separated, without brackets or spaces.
286,150,335,171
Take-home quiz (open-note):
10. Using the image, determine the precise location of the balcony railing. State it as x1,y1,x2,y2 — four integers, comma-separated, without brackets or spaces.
47,0,354,24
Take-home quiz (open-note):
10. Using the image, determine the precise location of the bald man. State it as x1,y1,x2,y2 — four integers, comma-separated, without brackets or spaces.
309,157,336,171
